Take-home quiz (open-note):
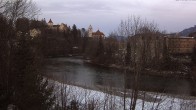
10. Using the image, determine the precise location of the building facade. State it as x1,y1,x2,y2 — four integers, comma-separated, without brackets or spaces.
30,29,41,38
165,37,196,54
47,19,67,32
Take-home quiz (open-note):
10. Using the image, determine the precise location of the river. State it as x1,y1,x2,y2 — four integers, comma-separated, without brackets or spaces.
44,57,196,96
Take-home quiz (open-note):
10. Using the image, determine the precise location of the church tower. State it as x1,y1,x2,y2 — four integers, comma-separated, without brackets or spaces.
48,18,53,27
88,25,93,37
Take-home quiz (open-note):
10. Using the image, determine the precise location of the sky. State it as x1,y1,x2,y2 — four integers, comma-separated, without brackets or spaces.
34,0,196,36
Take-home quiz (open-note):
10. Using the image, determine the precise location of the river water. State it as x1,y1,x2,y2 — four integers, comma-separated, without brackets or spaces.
45,57,196,96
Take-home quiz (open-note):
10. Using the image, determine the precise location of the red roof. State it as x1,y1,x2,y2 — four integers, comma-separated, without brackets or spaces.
92,30,104,35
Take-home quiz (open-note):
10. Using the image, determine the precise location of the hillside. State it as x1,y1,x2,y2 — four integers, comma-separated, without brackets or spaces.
179,25,196,36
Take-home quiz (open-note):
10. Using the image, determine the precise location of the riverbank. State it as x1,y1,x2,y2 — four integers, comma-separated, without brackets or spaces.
49,78,196,110
83,59,195,80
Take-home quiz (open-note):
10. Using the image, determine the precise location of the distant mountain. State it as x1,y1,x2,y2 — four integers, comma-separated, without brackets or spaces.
179,25,196,36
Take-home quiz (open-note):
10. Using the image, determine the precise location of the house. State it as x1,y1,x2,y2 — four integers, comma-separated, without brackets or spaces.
30,28,41,38
47,19,67,32
92,30,105,39
88,25,105,38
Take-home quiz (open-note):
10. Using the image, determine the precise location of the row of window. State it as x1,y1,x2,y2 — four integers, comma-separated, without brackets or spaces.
169,44,194,48
169,48,193,53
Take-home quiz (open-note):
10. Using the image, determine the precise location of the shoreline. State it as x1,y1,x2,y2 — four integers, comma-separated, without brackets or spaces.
83,59,195,80
44,55,196,80
44,57,196,97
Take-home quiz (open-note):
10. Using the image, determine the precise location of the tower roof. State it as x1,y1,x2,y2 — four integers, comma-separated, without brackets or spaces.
48,19,53,23
89,25,92,29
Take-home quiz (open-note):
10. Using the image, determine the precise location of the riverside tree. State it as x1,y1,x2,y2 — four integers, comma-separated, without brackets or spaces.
0,15,14,110
0,0,55,109
12,30,55,110
125,39,131,66
117,15,164,110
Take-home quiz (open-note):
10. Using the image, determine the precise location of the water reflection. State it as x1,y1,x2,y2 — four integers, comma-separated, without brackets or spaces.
45,57,196,96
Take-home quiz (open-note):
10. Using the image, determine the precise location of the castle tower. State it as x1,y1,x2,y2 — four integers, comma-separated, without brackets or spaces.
88,25,93,37
48,18,53,27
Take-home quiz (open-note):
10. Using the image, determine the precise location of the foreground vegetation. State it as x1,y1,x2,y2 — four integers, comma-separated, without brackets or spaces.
1,0,196,109
51,79,196,110
0,0,55,109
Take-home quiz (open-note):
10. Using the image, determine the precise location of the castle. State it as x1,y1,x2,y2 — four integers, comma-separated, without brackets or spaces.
47,19,67,32
47,20,105,38
88,25,105,38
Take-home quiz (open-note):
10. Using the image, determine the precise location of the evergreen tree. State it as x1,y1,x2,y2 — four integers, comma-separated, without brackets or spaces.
30,19,47,29
81,28,88,53
125,41,131,66
96,37,104,57
0,15,14,110
12,34,55,110
15,18,30,33
0,16,55,109
95,37,105,63
71,24,78,46
192,47,196,64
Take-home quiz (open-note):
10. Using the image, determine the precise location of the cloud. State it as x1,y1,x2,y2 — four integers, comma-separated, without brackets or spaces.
34,0,196,34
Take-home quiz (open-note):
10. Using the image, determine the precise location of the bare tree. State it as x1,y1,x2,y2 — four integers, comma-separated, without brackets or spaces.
3,0,40,22
117,15,164,110
0,0,8,14
118,15,142,37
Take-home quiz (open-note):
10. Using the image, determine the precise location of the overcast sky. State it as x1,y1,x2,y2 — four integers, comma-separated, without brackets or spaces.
34,0,196,35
